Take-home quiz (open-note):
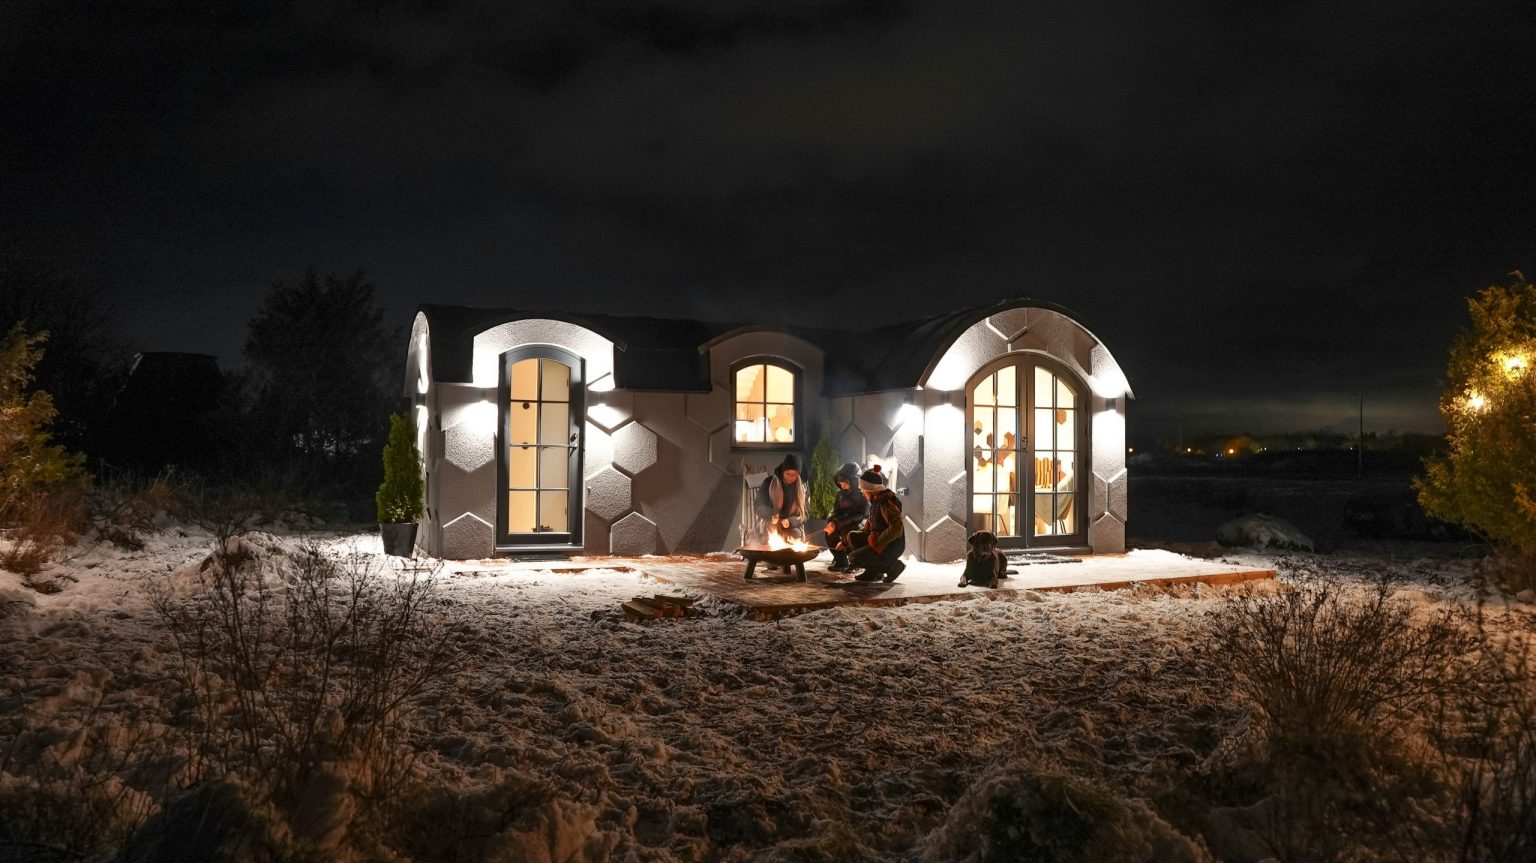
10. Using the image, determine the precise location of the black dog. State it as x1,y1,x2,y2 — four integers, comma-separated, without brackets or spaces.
959,530,1008,588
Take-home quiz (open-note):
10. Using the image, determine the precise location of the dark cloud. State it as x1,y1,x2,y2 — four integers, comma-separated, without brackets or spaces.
3,0,1533,437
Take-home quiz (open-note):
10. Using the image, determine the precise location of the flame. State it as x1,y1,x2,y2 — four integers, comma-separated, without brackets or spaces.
766,529,809,553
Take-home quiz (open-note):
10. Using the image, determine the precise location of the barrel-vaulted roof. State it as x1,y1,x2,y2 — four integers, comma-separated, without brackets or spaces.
415,298,1131,397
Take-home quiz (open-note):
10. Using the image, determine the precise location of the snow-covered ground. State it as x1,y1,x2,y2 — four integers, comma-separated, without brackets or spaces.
0,526,1524,862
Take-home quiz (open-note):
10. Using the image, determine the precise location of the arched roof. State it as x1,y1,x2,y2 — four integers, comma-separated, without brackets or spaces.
414,298,1131,397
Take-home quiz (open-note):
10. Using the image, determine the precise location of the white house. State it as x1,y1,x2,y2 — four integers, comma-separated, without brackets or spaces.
405,298,1132,562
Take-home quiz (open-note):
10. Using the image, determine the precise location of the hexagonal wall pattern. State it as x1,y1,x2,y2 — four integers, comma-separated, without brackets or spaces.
946,472,969,527
584,424,613,479
443,420,494,473
585,466,632,522
586,382,634,433
610,511,660,554
1106,468,1128,522
441,513,493,560
612,422,659,476
989,308,1031,344
924,516,968,563
684,385,729,432
1092,472,1109,520
706,425,737,475
437,460,497,528
583,510,611,554
1091,513,1125,553
852,394,898,456
836,423,866,468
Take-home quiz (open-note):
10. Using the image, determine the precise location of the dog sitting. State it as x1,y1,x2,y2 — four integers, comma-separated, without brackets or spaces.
958,530,1008,588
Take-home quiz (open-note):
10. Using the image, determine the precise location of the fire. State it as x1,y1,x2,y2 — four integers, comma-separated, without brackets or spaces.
766,529,809,552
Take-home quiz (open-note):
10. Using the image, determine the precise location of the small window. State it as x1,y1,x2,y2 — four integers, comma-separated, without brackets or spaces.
733,361,797,446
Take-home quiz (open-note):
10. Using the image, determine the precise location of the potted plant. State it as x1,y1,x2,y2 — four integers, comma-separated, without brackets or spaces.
809,426,838,524
376,412,424,556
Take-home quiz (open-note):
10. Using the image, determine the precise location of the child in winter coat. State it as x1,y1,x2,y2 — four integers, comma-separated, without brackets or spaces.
822,462,869,572
848,466,907,583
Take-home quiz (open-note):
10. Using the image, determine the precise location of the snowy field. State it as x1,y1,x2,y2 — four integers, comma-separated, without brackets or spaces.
1,525,1529,862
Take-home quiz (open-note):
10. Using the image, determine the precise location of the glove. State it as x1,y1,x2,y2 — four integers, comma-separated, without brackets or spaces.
823,521,835,535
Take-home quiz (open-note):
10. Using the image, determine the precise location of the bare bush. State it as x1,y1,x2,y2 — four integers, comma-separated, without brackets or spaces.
89,470,179,551
1475,549,1536,595
1,489,86,579
149,537,462,855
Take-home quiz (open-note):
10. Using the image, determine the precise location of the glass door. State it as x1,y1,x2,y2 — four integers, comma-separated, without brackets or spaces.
499,347,583,546
968,358,1085,546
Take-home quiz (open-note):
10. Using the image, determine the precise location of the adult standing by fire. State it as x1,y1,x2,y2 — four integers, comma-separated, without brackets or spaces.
755,453,807,543
849,465,907,582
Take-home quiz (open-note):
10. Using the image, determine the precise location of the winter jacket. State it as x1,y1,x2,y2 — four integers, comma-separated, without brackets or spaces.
829,486,869,532
864,489,904,553
755,470,806,524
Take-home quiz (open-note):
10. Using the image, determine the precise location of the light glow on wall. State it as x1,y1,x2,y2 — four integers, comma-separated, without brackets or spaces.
1088,367,1129,400
416,333,430,394
414,404,429,457
466,398,499,435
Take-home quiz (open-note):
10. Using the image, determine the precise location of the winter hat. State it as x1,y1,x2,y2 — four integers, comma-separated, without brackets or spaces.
858,465,886,492
778,453,803,474
835,461,862,483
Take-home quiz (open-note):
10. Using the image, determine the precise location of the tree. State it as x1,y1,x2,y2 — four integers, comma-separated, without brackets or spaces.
376,413,424,523
809,426,838,518
1416,272,1536,555
244,269,399,498
0,325,89,523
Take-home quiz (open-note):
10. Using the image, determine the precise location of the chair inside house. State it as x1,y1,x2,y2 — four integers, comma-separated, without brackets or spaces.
740,471,770,547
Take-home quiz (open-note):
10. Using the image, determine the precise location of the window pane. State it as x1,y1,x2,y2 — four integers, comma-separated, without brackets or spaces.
1034,367,1054,407
1033,494,1054,536
768,404,795,443
1054,494,1076,534
508,444,536,486
1056,409,1075,450
972,374,996,407
539,402,569,446
539,447,568,489
997,366,1016,406
975,458,996,495
735,402,765,442
1034,409,1054,450
766,365,794,403
998,450,1019,493
540,360,569,403
1056,377,1076,408
509,359,539,402
538,491,568,533
736,365,765,402
509,402,536,445
972,407,995,449
507,490,536,533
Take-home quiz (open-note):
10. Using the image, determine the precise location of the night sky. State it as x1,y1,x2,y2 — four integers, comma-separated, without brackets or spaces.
4,1,1534,440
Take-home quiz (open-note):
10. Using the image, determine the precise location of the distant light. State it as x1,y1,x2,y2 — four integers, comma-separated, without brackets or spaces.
1501,353,1528,380
1127,446,1134,453
1226,448,1235,455
1467,392,1488,412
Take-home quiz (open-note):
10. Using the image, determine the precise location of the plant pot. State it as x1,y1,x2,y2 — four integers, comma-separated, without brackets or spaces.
379,522,419,557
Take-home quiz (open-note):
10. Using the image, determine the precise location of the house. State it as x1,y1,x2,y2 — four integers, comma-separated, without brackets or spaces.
405,298,1132,562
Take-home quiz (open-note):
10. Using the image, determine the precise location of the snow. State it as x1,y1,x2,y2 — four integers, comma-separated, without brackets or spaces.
0,525,1523,861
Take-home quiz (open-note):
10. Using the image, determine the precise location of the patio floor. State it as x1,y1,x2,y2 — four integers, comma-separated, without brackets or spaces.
439,549,1276,618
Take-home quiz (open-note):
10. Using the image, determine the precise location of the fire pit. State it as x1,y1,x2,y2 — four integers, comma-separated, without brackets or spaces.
735,544,822,582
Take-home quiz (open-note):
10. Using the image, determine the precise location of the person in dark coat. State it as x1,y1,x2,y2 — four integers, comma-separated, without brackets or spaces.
821,461,869,572
754,453,807,542
848,465,907,582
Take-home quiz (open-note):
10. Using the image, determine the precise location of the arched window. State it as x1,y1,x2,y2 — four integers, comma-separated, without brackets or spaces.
968,356,1087,547
732,359,799,447
498,346,584,548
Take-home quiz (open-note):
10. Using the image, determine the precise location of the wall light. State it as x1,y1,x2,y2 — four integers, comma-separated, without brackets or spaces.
591,391,608,406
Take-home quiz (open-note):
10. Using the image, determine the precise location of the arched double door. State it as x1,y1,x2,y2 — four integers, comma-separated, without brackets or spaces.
967,356,1087,548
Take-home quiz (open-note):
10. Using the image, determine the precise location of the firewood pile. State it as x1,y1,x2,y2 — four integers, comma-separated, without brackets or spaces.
621,594,698,621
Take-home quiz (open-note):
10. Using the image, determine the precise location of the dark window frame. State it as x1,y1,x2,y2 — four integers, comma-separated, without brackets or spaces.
496,345,586,550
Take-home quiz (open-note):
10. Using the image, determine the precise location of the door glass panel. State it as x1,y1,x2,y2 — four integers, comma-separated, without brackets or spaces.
997,366,1016,406
510,359,539,402
509,403,536,445
539,447,568,489
1033,493,1054,536
1056,378,1075,406
539,402,570,446
1034,367,1054,406
973,375,996,407
1057,409,1075,449
1034,409,1053,450
541,360,569,401
1054,494,1075,534
507,491,536,533
538,491,568,533
996,408,1018,446
508,444,536,482
1032,452,1055,490
995,494,1017,536
1056,452,1076,492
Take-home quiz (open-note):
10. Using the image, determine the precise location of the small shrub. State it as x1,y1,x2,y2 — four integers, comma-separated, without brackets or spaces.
375,412,424,524
1,488,86,577
809,426,838,519
90,470,179,551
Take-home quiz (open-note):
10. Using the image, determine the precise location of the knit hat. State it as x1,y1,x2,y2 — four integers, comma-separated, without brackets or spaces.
778,453,803,474
835,461,861,483
858,465,886,492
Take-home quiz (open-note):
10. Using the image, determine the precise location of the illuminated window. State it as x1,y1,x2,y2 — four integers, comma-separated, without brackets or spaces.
733,360,798,446
968,358,1084,545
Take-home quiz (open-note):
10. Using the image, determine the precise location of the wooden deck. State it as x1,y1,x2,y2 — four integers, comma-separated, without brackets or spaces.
442,550,1276,619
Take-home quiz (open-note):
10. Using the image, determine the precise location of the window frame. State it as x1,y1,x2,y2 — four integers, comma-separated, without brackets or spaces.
729,356,803,452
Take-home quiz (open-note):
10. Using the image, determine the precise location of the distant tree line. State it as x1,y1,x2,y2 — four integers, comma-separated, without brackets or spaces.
0,260,403,520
